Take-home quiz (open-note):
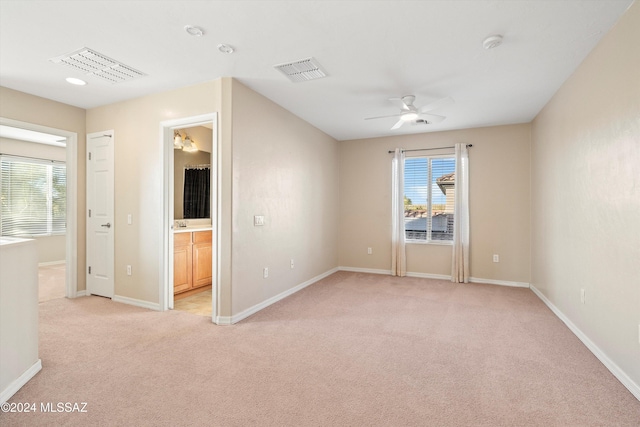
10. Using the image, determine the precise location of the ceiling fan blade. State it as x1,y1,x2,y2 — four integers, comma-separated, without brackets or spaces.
418,113,446,123
364,113,403,120
390,119,405,130
419,96,454,113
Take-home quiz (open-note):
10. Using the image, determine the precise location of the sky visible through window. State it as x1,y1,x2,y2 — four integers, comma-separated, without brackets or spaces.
404,158,455,205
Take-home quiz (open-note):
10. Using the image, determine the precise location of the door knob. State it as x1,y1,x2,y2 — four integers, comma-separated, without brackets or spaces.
101,223,111,228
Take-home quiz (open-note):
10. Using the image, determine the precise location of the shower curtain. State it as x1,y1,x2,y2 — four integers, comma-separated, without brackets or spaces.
183,167,210,219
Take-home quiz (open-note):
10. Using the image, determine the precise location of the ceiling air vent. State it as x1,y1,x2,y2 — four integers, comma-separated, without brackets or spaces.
273,57,327,83
49,47,146,84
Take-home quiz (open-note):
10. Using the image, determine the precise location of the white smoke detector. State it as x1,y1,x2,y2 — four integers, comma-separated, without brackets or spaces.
483,34,503,50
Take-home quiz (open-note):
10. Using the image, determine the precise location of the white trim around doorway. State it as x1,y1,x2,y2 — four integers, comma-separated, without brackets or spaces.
159,113,220,322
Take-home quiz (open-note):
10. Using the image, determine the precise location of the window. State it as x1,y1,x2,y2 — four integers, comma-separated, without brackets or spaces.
404,156,455,243
0,155,66,236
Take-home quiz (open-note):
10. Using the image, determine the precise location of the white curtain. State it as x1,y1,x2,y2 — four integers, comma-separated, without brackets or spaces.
391,148,406,277
451,143,470,283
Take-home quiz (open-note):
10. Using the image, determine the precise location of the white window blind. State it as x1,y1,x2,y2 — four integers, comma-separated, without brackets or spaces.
404,156,455,242
0,155,66,236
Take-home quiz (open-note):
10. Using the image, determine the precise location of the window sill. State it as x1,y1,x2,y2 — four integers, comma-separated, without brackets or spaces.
406,240,453,246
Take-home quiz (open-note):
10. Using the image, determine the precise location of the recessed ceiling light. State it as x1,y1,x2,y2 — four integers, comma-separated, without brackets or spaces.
184,25,204,37
217,44,235,54
483,34,503,50
65,77,87,86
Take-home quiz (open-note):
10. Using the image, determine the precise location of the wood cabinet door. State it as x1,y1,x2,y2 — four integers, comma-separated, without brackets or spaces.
192,242,212,287
173,244,192,293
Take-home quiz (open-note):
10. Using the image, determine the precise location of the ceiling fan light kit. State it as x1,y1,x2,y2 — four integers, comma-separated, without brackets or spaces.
401,112,419,122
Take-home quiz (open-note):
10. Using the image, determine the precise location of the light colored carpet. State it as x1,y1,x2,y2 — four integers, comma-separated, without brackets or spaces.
2,271,639,426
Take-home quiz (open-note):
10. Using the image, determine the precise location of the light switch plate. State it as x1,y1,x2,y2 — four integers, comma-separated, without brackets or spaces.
254,215,265,226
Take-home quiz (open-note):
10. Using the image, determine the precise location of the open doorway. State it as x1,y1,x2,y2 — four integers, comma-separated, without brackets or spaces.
160,113,218,322
172,125,213,316
0,118,78,299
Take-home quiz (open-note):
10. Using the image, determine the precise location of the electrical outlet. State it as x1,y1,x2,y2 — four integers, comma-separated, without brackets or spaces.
493,254,499,263
263,267,268,278
126,265,132,276
580,288,585,304
367,247,372,255
290,259,294,269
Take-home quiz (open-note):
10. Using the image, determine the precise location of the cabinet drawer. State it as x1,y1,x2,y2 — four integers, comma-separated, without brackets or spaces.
193,231,212,243
174,232,192,246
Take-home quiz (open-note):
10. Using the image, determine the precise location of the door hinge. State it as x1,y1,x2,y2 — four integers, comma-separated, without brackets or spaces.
88,152,92,160
88,209,91,218
88,266,92,274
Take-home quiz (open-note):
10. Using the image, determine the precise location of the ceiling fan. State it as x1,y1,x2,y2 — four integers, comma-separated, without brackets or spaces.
365,95,454,130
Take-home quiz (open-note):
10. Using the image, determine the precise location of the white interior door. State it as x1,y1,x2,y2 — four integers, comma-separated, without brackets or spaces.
86,131,114,298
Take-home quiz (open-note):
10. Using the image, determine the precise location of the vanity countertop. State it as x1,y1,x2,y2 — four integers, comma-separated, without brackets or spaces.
174,226,212,234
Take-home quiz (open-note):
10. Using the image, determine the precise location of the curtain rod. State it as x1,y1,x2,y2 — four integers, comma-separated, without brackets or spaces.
184,164,210,170
387,144,473,154
0,153,64,164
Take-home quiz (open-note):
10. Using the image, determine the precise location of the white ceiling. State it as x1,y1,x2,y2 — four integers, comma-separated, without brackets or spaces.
0,0,633,141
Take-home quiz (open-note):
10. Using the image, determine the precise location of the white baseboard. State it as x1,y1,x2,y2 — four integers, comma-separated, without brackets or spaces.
406,271,452,280
530,284,640,401
0,359,42,404
38,260,65,267
214,316,232,325
230,267,339,324
74,290,87,298
338,266,392,275
112,295,160,311
338,267,529,288
469,277,530,288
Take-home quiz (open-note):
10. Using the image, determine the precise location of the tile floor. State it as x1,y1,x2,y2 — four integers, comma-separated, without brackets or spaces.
174,289,212,317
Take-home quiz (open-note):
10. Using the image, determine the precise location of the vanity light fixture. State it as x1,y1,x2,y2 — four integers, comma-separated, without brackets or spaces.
182,135,198,152
173,130,184,149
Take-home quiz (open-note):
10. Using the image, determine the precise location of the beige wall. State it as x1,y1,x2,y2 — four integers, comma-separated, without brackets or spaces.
531,1,640,389
339,124,531,283
34,235,66,264
230,80,340,315
0,87,86,289
86,78,340,317
0,138,66,161
86,80,225,304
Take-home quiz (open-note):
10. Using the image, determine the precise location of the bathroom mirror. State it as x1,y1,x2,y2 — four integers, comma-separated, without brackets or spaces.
173,125,212,220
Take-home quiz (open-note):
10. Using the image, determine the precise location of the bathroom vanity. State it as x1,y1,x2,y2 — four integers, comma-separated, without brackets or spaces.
173,226,212,297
